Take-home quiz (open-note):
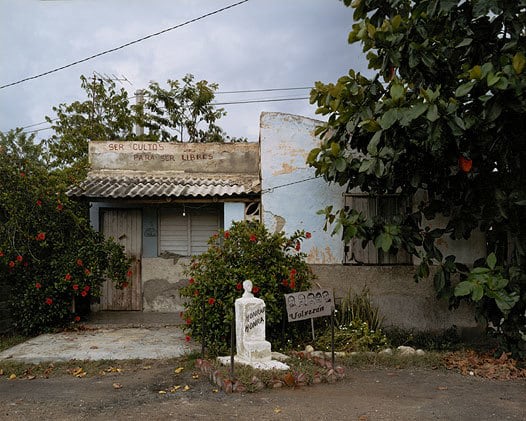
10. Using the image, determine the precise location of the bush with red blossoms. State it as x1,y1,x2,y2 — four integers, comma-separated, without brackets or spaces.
180,220,314,356
0,129,131,335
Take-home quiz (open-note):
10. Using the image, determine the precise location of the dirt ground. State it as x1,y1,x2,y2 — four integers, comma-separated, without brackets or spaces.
1,360,524,421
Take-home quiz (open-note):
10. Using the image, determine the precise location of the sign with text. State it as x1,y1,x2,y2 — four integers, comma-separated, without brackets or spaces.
284,289,334,322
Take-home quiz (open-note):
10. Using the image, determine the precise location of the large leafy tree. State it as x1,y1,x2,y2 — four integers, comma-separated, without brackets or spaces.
134,73,233,143
308,0,525,356
45,73,242,175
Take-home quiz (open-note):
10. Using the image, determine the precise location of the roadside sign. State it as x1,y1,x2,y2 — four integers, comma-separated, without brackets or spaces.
284,289,334,322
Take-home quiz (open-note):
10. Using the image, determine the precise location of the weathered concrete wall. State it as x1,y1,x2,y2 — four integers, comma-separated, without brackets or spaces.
141,257,190,312
260,112,347,264
310,264,478,332
88,141,260,174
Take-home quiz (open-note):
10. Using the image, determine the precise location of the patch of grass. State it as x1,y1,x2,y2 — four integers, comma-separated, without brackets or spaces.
339,351,446,369
0,356,191,381
0,333,32,352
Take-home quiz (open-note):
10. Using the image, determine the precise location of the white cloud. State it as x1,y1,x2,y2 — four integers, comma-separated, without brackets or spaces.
0,0,368,140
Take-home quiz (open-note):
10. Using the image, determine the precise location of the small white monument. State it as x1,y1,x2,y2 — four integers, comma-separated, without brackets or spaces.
219,280,288,370
236,280,272,362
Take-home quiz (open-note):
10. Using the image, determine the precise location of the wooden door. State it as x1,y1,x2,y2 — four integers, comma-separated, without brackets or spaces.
101,209,142,310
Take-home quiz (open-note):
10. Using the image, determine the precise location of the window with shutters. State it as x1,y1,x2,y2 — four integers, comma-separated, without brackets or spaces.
159,204,221,256
344,194,412,265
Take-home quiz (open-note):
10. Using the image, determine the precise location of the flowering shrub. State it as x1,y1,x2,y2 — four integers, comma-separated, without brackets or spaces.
180,221,315,355
0,130,131,334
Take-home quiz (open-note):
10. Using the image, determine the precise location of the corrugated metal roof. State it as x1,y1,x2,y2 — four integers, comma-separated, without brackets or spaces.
66,171,260,200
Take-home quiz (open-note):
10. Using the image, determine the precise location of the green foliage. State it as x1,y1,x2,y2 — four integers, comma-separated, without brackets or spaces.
134,74,244,143
309,0,526,357
385,326,462,352
316,286,388,352
44,74,245,173
316,319,389,353
335,286,384,331
180,221,315,356
0,129,131,335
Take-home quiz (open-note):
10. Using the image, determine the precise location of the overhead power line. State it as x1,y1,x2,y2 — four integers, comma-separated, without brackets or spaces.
216,87,311,94
17,95,311,134
213,96,309,105
0,0,250,90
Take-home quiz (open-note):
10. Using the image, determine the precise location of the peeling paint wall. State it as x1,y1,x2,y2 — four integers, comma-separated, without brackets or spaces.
141,257,190,312
259,112,347,264
259,112,483,332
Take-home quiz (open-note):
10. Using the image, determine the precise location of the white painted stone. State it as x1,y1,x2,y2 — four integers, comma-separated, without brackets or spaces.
397,345,417,356
379,348,393,355
305,345,314,353
416,349,426,356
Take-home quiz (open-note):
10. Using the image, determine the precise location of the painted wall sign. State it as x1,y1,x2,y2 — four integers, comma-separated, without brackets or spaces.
284,289,334,322
88,141,260,174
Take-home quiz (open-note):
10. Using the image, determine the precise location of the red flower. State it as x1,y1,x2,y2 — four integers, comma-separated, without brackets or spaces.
189,277,195,284
282,279,289,287
249,234,257,242
236,282,242,290
0,250,3,256
57,204,63,211
81,291,88,297
185,335,191,342
84,285,90,292
84,268,91,276
305,232,312,239
121,282,128,289
35,282,41,289
194,290,199,296
72,284,79,291
185,318,191,325
16,255,23,262
8,261,15,268
224,231,230,239
290,280,296,289
36,199,42,206
76,259,83,267
45,297,53,305
290,268,297,276
65,273,72,281
74,316,81,322
36,232,46,241
126,270,133,277
208,297,216,305
20,171,25,177
458,156,473,173
252,286,260,294
295,241,301,251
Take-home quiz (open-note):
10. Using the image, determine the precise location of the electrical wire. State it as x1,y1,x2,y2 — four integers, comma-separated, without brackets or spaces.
0,0,250,90
16,96,311,134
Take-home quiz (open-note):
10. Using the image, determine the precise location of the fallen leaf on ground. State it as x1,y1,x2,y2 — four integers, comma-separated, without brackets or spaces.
274,407,282,414
183,385,190,391
192,373,199,379
158,390,167,394
9,374,16,380
174,367,184,374
142,365,152,370
112,383,122,389
444,350,526,380
67,367,87,378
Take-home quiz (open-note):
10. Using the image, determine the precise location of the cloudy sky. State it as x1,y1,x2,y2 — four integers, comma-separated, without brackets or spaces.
0,0,369,141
